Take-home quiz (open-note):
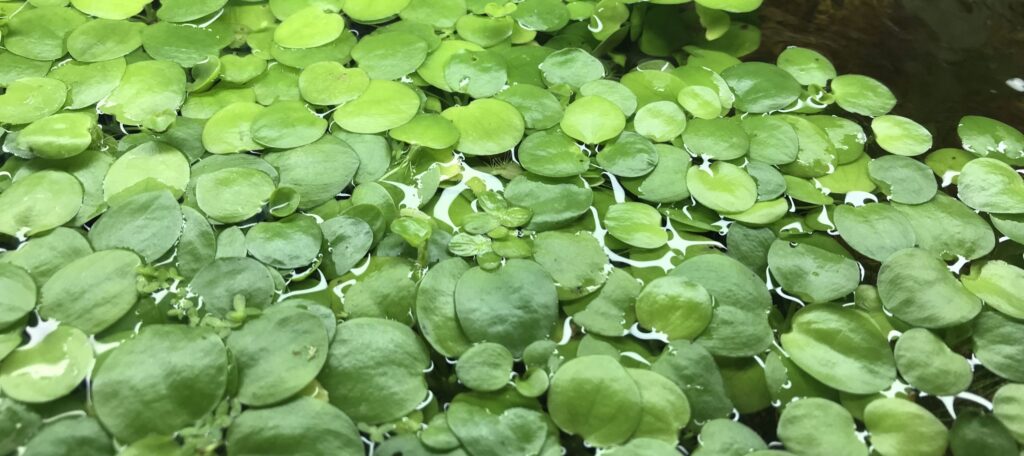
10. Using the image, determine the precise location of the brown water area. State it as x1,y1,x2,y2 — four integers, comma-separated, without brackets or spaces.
754,0,1024,145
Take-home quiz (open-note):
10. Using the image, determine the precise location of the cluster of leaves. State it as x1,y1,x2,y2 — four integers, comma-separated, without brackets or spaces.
1,0,1024,455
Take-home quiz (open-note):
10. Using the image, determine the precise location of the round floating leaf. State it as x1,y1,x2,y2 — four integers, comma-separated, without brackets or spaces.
561,96,626,144
961,260,1024,320
47,58,126,110
512,0,570,31
319,318,430,424
226,397,363,456
973,311,1024,382
636,276,712,340
993,383,1024,445
99,60,185,131
299,62,369,106
416,258,473,358
878,248,982,328
103,142,190,205
834,203,916,262
336,256,418,323
742,115,799,165
539,48,604,88
445,391,548,456
71,0,149,19
567,267,641,338
92,325,228,443
504,174,593,230
342,0,411,22
0,77,68,125
389,114,460,149
352,31,428,80
400,0,466,28
683,117,750,160
677,85,723,120
687,161,757,213
808,115,867,164
867,155,937,205
533,231,610,300
158,0,228,22
0,170,82,238
695,0,763,13
195,167,276,223
518,130,589,178
274,7,346,49
670,254,773,357
251,100,327,149
628,368,691,443
605,202,668,249
14,113,94,160
581,79,639,117
333,80,420,134
0,325,92,403
89,190,183,263
721,62,802,113
957,157,1024,214
864,398,948,456
456,342,514,392
246,215,323,269
777,397,868,456
442,98,525,156
622,144,692,203
950,410,1020,456
0,228,92,286
651,339,734,422
227,306,330,406
455,259,558,355
3,7,86,61
20,416,113,456
39,250,140,334
781,305,896,394
444,50,508,99
0,264,35,328
767,237,859,303
264,136,360,209
189,257,276,317
176,206,217,279
634,101,687,142
694,419,768,455
597,132,660,178
831,74,896,117
872,115,933,157
777,46,836,87
893,328,972,396
958,115,1024,159
494,83,564,130
549,355,643,446
202,102,265,154
892,193,994,261
142,22,230,67
320,216,374,278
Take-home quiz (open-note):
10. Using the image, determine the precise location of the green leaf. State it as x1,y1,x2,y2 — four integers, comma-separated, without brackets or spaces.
455,259,558,355
549,356,643,446
0,325,93,403
318,318,429,424
877,248,982,328
227,306,329,406
92,325,228,442
777,398,868,456
781,305,896,394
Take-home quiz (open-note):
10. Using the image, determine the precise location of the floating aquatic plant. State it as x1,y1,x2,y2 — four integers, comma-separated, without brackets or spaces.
0,0,1023,455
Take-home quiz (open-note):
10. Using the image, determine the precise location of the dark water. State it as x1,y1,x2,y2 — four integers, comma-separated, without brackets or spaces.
755,0,1024,145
